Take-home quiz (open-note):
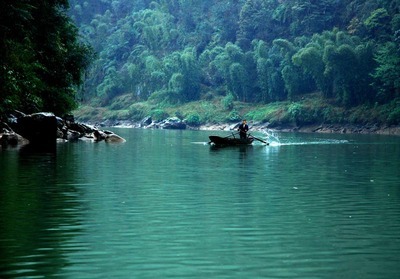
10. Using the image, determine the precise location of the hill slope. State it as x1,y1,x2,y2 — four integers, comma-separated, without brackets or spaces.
70,0,400,127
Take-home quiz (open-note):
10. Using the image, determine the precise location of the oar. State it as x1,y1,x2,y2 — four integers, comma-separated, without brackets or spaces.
249,134,269,145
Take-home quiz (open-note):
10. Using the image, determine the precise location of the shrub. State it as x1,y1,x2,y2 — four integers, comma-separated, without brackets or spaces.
227,110,241,122
288,103,316,125
151,109,169,121
148,89,180,105
185,113,201,126
387,108,400,125
221,93,235,110
128,103,149,121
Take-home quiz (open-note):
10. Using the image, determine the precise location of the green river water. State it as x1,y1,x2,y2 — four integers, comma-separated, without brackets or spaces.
1,129,399,278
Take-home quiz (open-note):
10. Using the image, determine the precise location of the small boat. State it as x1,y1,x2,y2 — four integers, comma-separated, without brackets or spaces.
208,133,268,146
209,135,254,146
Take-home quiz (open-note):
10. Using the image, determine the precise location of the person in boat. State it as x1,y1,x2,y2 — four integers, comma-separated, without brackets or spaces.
238,119,249,140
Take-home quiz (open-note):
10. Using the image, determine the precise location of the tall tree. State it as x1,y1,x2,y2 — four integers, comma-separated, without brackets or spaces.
0,0,93,116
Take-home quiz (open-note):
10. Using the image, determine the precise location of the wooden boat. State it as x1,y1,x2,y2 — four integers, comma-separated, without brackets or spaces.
209,135,254,146
209,132,269,146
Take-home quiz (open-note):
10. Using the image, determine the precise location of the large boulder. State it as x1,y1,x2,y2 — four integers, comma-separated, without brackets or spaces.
0,120,28,146
13,112,57,144
105,133,126,143
160,117,186,129
0,132,28,146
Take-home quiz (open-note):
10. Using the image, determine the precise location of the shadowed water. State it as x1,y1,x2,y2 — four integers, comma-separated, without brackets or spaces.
1,129,399,278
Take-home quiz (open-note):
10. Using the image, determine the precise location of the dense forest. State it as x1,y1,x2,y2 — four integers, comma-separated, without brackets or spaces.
0,0,93,116
68,0,400,125
1,0,400,126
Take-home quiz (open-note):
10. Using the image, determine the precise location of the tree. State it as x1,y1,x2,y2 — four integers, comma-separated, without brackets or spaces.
292,44,329,96
0,0,93,116
364,8,392,41
372,42,400,102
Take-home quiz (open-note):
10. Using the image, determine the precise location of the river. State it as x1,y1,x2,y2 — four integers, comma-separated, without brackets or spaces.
1,129,399,278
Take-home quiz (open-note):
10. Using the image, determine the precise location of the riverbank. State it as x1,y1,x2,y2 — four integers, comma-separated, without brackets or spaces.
96,118,400,136
74,94,400,136
199,122,400,136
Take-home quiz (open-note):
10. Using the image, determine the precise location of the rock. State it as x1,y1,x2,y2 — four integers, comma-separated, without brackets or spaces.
93,130,107,141
12,112,57,145
1,122,12,133
66,130,81,141
146,122,159,129
0,132,27,146
140,116,152,127
63,114,75,123
1,112,127,147
66,122,94,134
160,117,186,129
105,133,126,143
57,128,64,139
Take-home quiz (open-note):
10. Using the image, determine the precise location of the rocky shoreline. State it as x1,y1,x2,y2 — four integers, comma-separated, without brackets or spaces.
0,111,126,148
202,123,400,136
2,112,399,148
100,117,400,136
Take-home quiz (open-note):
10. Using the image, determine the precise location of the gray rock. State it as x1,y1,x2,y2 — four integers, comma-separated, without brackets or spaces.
140,116,152,127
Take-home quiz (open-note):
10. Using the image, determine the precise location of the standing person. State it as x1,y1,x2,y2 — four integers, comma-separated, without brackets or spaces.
238,119,249,140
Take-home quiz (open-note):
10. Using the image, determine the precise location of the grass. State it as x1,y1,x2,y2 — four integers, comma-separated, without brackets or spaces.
73,93,400,126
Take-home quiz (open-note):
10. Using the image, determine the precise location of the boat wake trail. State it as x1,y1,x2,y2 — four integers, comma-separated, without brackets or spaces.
261,129,349,146
276,139,349,146
192,142,211,145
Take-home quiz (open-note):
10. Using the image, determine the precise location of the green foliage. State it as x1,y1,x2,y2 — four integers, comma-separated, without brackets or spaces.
221,93,235,110
151,109,169,122
387,108,400,125
185,113,201,126
227,110,241,122
364,8,391,40
4,0,398,127
148,89,180,105
0,0,93,116
128,102,150,121
372,42,400,102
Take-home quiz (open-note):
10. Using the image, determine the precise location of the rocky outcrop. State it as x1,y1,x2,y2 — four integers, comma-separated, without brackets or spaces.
139,116,187,129
0,111,126,148
73,115,400,136
159,117,187,129
0,121,29,146
11,112,57,144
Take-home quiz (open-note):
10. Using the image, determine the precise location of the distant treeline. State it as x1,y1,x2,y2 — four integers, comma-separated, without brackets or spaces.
0,0,93,116
70,0,400,109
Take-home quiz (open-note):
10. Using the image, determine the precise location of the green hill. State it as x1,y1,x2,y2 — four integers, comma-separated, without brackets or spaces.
1,1,399,129
69,0,400,127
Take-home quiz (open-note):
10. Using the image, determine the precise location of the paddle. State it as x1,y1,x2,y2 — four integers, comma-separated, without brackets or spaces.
249,134,269,145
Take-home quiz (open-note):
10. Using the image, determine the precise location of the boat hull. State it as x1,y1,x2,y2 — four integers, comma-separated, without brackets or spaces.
209,136,254,146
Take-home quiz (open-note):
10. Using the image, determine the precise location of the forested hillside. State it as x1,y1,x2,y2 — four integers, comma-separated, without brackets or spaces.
0,0,93,116
3,1,398,125
69,0,400,125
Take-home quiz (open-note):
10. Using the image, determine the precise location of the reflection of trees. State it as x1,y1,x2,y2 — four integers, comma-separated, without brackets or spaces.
0,144,84,278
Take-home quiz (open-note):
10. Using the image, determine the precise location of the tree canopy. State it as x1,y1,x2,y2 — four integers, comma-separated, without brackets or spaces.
68,0,399,111
2,0,399,118
0,0,93,116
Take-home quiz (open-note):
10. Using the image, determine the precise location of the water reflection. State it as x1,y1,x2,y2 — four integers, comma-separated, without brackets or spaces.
1,130,400,278
0,144,84,278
